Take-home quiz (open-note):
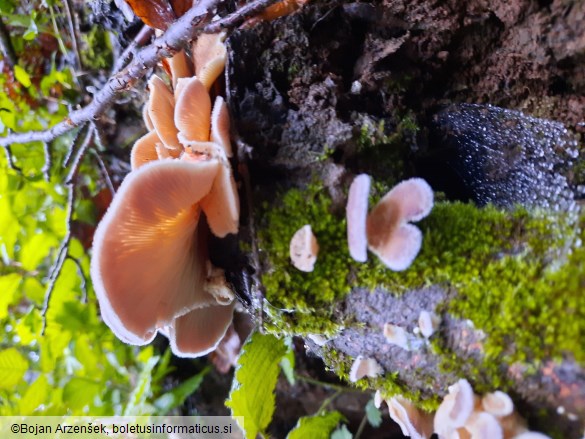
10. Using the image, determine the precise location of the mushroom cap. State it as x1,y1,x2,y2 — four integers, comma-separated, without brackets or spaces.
131,131,161,170
174,77,211,143
464,412,503,439
387,396,434,439
481,391,514,417
91,159,221,345
382,177,434,222
368,222,423,271
211,96,233,157
383,323,411,350
167,301,235,358
289,224,319,272
346,174,371,262
348,356,383,382
147,75,181,151
167,50,193,90
192,32,227,89
434,379,475,434
418,310,441,339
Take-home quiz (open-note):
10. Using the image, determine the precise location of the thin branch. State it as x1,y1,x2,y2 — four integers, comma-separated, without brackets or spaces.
90,148,116,196
1,144,21,173
354,413,368,439
63,124,89,168
42,127,94,334
0,16,16,68
0,0,280,148
66,256,88,303
112,26,154,75
42,142,52,181
62,0,83,71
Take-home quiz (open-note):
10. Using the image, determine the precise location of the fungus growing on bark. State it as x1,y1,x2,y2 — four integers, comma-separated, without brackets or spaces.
512,432,552,439
387,396,434,439
418,310,441,338
93,32,239,357
464,412,503,439
367,178,433,271
481,391,514,417
434,379,475,436
346,175,433,270
192,32,227,90
383,323,412,350
289,224,319,272
348,356,383,382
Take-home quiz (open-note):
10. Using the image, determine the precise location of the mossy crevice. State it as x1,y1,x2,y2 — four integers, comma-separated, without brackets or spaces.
257,183,585,403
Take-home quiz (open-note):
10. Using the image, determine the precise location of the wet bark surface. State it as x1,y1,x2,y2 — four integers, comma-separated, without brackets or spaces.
224,0,585,436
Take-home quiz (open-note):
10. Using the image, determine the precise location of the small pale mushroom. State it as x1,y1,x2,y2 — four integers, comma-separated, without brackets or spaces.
346,174,371,262
512,432,552,439
383,323,412,350
307,334,328,346
366,178,434,271
174,77,211,143
289,224,319,272
348,356,382,382
90,159,235,356
166,50,193,89
418,310,441,339
130,131,162,170
434,379,475,436
481,391,514,418
147,75,182,153
463,412,503,439
374,390,383,408
387,396,434,439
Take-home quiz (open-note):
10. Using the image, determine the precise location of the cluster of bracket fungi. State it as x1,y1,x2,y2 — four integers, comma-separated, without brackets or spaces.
90,33,240,358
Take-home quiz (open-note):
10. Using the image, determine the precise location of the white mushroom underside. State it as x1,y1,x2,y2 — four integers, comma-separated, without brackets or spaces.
346,174,371,262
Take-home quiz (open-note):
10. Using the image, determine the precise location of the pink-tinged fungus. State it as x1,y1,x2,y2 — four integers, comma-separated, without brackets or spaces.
367,178,433,271
167,50,193,89
174,77,212,143
130,131,161,170
383,323,413,350
463,412,503,439
147,75,182,153
91,159,231,349
289,224,319,272
387,396,434,439
418,310,441,338
192,32,227,90
346,174,371,262
211,96,233,157
481,391,514,418
348,356,383,382
434,379,475,436
512,432,552,439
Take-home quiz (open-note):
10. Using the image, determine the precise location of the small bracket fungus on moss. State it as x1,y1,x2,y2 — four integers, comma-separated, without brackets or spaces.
383,323,421,351
464,412,503,439
348,356,383,382
346,174,434,270
91,33,239,358
289,224,319,272
481,391,514,418
434,379,475,436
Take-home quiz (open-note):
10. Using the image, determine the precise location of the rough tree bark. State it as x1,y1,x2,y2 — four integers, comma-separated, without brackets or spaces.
223,0,585,437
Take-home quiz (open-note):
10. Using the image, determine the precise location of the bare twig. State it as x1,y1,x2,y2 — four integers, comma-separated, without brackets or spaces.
63,124,89,168
42,127,94,334
42,142,52,181
112,26,155,75
66,256,88,303
90,148,116,196
62,0,83,71
0,17,16,68
0,0,280,148
1,144,21,173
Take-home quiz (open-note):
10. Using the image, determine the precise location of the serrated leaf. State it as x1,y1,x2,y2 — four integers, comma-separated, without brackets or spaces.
331,424,353,439
14,65,31,87
18,374,49,414
62,377,101,410
0,273,21,319
154,366,208,414
0,348,28,389
287,411,343,439
226,332,287,439
365,398,382,427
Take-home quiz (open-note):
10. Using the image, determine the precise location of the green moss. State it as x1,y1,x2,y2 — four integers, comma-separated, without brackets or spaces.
258,184,585,403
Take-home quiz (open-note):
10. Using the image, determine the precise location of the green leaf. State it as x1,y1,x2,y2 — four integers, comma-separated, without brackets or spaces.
63,377,101,410
154,367,209,415
331,424,353,439
124,356,159,416
18,374,49,414
287,411,343,439
0,273,21,319
0,348,28,389
280,337,295,385
365,398,382,428
226,332,287,439
14,65,31,88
